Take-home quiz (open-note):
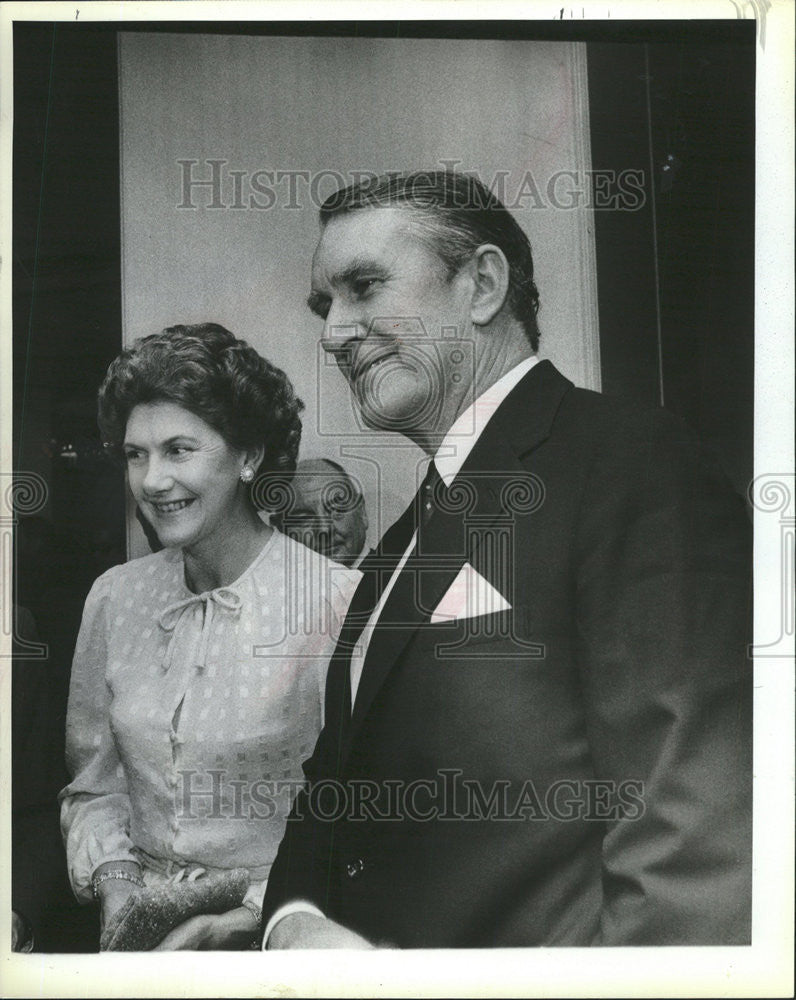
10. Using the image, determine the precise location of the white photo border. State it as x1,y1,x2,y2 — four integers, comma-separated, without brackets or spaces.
0,2,792,997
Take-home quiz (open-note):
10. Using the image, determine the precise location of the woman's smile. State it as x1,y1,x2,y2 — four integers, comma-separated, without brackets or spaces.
148,498,196,515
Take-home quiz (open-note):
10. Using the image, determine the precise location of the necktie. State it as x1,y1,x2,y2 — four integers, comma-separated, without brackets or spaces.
331,460,443,721
358,459,442,618
418,461,444,528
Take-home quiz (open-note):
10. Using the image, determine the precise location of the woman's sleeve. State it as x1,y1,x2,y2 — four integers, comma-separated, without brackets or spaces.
58,571,138,903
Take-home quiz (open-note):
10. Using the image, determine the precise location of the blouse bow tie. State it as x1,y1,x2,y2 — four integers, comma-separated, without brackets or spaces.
158,588,243,673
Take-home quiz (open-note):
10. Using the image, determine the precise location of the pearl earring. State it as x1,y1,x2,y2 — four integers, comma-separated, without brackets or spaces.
240,465,255,484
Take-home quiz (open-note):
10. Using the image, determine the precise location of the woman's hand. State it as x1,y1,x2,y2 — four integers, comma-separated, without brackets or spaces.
93,861,143,934
152,906,258,950
98,879,139,934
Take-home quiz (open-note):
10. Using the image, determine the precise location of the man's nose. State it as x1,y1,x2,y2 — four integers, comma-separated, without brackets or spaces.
322,299,364,354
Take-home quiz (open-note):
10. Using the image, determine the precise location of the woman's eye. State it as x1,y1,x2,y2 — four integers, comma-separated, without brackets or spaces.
124,450,142,462
169,445,191,456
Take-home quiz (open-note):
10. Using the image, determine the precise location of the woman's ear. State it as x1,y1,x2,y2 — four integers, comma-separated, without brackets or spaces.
468,244,511,327
244,444,266,477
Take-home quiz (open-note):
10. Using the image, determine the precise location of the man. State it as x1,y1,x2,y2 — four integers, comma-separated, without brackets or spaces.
260,170,752,948
276,458,370,568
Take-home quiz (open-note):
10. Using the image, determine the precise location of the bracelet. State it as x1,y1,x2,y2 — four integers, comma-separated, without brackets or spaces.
91,869,145,899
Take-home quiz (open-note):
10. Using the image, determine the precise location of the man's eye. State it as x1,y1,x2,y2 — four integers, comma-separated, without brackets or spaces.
124,450,142,462
308,292,331,319
352,279,377,297
169,446,191,456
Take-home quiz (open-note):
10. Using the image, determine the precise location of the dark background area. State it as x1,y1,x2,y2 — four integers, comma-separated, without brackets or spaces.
589,37,755,492
11,19,755,951
12,23,124,952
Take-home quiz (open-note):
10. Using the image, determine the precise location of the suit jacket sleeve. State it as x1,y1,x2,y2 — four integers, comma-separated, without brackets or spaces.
260,688,344,935
573,408,752,944
260,571,361,935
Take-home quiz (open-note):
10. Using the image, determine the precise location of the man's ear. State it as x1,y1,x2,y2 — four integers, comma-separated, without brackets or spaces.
468,244,511,327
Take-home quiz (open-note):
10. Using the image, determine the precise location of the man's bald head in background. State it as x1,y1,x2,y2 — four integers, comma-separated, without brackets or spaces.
278,458,369,568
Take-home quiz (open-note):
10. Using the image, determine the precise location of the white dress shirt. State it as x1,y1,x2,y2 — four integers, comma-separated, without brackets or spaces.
349,354,538,705
262,354,538,946
351,542,371,570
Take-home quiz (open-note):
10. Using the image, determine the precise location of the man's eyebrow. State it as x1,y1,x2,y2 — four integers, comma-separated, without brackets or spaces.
334,259,388,285
307,258,389,315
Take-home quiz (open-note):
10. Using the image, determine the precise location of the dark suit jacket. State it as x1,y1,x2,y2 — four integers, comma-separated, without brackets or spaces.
262,361,752,947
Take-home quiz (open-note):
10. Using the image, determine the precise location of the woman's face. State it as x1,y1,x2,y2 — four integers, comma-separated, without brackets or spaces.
124,401,249,553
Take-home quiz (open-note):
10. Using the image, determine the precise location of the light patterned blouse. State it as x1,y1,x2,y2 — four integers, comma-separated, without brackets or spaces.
59,530,360,907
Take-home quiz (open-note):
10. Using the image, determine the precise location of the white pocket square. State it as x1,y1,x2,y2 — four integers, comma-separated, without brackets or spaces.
430,563,512,623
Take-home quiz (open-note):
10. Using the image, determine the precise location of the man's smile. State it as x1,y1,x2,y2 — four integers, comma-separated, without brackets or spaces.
350,346,420,386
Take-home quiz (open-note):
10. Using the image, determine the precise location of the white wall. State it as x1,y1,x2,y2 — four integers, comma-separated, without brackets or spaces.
119,32,599,557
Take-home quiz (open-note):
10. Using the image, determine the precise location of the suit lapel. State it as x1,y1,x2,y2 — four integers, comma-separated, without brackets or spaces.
323,499,417,761
348,501,468,737
345,360,573,748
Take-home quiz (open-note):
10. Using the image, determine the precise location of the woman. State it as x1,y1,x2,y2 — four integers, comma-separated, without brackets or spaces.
59,323,360,949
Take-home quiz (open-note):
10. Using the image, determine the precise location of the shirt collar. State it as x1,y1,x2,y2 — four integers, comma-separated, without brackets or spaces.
433,356,538,487
352,542,370,569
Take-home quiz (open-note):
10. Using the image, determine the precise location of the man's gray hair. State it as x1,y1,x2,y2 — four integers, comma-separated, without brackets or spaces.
319,170,541,351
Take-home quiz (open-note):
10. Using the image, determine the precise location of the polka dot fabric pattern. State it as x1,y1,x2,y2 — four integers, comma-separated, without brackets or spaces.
59,532,360,906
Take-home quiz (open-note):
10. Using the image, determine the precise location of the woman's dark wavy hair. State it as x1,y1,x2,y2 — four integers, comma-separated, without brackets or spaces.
98,324,304,489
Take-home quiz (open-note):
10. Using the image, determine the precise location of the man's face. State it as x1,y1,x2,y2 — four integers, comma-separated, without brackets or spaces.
309,207,473,438
286,462,368,567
